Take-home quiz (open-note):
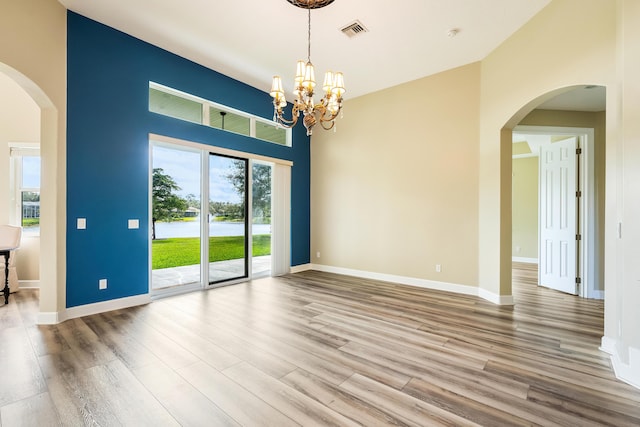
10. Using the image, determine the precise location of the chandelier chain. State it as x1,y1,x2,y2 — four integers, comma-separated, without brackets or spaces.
307,7,311,62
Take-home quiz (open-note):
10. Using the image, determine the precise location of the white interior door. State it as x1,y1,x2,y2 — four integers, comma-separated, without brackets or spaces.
539,137,578,295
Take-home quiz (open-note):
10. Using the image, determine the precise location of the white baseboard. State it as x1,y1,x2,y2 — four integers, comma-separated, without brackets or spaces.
512,257,538,264
307,263,514,305
36,311,60,325
478,288,515,305
590,289,605,300
19,280,40,288
36,294,152,325
290,263,312,273
600,336,640,390
600,336,616,354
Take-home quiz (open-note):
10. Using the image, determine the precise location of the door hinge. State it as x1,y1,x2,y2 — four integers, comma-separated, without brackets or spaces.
576,190,582,198
576,277,581,284
576,234,582,241
576,148,582,155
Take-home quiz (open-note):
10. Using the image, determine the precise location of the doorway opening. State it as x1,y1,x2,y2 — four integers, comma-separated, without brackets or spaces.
512,126,601,299
0,71,42,297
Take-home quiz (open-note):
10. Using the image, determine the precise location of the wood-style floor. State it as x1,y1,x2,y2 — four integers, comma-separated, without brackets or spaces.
2,263,640,426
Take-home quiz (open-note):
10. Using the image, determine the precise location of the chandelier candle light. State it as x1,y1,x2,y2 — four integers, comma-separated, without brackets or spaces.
270,0,345,136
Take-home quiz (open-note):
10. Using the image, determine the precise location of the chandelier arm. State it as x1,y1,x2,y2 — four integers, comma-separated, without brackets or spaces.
316,103,341,123
275,112,298,127
273,104,300,127
319,120,336,131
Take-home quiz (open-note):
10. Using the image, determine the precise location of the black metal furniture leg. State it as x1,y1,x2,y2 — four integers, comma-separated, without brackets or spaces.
2,251,9,305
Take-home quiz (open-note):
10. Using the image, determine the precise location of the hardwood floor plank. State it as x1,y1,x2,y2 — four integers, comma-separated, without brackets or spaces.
133,361,240,427
0,392,60,427
281,368,412,426
0,326,47,407
339,373,480,427
401,378,532,427
223,362,360,427
83,359,179,426
177,360,299,427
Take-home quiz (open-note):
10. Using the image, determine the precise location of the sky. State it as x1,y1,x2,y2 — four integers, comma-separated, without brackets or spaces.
152,145,241,204
23,156,41,188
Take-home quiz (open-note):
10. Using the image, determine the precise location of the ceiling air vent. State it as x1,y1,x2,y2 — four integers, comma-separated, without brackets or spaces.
340,20,368,38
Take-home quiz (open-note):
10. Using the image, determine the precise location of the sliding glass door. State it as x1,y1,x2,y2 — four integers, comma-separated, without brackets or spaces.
150,138,284,294
208,154,248,284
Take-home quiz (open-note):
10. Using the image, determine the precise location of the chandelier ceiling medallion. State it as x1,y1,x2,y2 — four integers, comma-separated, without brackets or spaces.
270,0,345,136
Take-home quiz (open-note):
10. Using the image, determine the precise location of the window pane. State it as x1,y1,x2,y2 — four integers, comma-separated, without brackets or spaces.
209,107,250,136
151,145,202,289
22,156,41,188
21,191,40,232
256,121,287,146
149,88,202,124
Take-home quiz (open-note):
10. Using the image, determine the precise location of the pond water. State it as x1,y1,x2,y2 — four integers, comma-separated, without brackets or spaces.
155,220,270,239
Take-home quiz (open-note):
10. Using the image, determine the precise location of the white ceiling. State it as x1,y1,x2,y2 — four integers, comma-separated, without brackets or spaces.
58,0,552,100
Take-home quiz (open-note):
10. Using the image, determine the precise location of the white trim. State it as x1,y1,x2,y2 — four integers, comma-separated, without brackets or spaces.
65,294,151,321
306,264,514,305
150,133,293,167
600,336,616,354
37,294,151,325
512,153,538,159
603,340,640,390
590,289,604,300
18,279,40,288
36,294,151,325
478,288,515,305
36,311,60,325
290,263,312,273
512,257,538,263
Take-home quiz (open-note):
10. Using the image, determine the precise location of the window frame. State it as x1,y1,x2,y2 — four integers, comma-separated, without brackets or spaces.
149,82,292,147
9,143,41,236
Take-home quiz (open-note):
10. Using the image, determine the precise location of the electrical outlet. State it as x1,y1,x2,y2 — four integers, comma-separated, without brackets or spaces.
435,264,441,273
515,246,521,253
316,251,321,258
99,279,107,290
128,219,139,229
77,218,86,230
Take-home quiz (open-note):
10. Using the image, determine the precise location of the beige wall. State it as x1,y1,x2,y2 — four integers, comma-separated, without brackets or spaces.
479,0,616,298
0,0,66,314
616,0,640,363
0,72,41,281
512,156,538,259
312,62,480,286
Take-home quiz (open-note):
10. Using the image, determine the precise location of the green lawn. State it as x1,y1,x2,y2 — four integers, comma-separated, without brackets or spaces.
152,234,271,270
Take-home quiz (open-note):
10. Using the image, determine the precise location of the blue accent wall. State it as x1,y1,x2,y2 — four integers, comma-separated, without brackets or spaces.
67,12,310,308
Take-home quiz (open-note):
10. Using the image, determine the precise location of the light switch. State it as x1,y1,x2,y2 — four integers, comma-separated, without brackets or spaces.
77,218,86,230
128,219,139,229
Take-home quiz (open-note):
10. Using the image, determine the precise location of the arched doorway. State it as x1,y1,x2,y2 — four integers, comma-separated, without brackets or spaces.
0,62,60,321
501,84,606,300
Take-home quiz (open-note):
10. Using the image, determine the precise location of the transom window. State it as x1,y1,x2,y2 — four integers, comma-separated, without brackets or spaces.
149,83,290,147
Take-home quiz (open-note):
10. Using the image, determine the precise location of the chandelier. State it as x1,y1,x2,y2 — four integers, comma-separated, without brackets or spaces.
270,0,345,136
